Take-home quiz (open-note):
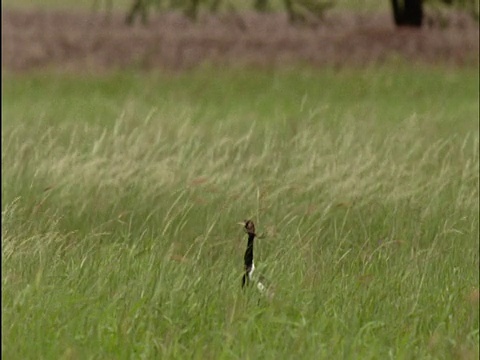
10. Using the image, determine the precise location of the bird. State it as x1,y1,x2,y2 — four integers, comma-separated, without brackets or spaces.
238,219,274,298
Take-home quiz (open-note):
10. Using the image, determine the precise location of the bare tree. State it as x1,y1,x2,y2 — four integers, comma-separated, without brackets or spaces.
125,0,333,25
125,0,149,25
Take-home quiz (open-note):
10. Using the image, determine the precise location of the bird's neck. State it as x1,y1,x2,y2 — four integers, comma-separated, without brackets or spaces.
244,233,255,267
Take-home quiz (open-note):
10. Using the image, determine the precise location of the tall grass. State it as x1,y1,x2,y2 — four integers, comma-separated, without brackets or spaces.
2,68,479,359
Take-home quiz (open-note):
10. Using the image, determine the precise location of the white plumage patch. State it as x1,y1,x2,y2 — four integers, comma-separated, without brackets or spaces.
248,261,255,280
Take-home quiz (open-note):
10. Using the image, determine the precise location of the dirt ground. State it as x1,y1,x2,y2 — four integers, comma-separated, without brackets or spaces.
2,8,479,72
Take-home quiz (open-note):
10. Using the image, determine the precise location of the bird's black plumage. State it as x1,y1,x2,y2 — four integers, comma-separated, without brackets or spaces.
241,220,256,288
239,219,274,298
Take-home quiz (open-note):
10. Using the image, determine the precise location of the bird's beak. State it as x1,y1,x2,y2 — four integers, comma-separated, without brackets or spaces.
237,222,246,226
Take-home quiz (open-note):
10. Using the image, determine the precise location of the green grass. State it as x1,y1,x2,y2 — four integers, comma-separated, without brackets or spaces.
2,65,479,359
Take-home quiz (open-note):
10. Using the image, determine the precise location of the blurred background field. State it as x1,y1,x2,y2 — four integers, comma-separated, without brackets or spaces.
2,1,479,359
2,0,389,12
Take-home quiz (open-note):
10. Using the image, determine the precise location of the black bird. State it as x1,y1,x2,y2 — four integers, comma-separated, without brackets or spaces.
239,219,256,288
238,220,273,298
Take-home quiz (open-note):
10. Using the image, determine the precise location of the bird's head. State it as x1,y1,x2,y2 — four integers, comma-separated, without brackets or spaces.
238,219,256,236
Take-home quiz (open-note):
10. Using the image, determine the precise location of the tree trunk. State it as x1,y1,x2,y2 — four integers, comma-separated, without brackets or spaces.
391,0,423,27
125,0,148,25
254,0,268,11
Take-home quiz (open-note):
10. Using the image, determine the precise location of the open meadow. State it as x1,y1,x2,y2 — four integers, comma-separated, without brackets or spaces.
2,64,479,359
2,1,480,358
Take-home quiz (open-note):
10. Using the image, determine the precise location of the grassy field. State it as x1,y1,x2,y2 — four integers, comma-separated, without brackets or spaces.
2,65,479,359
